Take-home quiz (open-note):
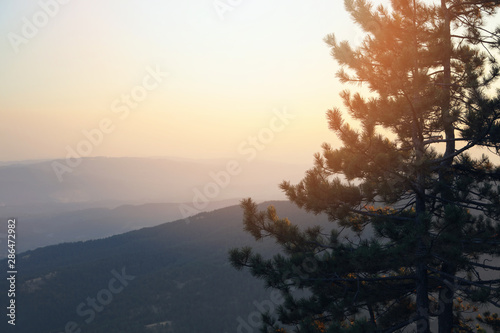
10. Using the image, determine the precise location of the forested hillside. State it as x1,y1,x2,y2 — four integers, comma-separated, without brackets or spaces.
0,201,330,333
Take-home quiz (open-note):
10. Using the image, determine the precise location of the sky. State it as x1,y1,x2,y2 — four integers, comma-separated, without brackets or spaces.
0,0,369,165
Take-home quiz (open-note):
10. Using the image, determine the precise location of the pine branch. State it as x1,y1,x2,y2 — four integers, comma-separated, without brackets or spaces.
428,266,500,291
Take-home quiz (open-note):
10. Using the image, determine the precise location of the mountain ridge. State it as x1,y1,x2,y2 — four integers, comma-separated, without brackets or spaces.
1,200,330,333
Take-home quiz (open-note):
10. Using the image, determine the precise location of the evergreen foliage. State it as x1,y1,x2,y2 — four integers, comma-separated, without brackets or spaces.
230,1,500,332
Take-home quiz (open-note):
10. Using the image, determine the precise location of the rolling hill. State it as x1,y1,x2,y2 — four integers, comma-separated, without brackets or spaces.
0,156,309,256
0,201,331,333
0,199,240,256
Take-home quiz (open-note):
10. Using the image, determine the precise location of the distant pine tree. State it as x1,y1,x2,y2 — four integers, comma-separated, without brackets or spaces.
230,1,500,332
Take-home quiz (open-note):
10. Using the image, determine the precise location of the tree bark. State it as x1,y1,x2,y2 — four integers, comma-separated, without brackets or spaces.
438,1,456,332
412,2,430,331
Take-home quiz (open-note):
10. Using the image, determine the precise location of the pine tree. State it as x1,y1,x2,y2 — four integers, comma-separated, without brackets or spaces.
229,1,500,332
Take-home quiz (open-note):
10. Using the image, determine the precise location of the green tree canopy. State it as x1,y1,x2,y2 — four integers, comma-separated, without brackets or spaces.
230,0,500,332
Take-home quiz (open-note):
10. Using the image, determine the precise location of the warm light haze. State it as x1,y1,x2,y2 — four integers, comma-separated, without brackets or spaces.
1,1,500,332
0,0,364,164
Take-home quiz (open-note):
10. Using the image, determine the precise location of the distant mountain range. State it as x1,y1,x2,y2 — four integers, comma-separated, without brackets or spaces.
0,200,239,256
0,157,308,208
0,201,332,333
0,156,309,254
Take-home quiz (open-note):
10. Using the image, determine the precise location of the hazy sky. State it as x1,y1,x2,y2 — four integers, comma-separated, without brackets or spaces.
0,0,367,164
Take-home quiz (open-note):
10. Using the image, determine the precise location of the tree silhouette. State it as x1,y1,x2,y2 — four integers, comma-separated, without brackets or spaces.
230,0,500,332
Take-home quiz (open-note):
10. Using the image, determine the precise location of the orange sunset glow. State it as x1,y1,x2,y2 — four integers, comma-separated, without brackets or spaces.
0,1,366,164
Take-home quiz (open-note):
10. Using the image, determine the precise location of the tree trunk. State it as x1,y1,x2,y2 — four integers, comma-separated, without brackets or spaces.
438,1,456,332
412,2,430,331
415,186,430,333
438,263,455,333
